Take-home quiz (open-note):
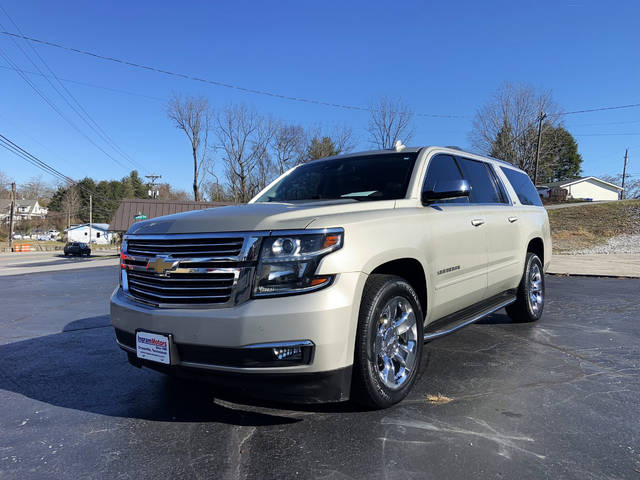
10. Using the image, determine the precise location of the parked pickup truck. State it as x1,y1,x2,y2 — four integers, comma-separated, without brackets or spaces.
111,146,550,408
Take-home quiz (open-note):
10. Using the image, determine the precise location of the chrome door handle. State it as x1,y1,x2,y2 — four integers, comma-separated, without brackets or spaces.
508,216,518,223
471,219,485,227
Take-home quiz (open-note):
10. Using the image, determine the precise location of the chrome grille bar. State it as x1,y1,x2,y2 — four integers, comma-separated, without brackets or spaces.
121,232,267,308
127,277,233,292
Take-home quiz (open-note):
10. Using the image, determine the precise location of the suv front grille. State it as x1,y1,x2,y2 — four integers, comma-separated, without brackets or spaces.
127,237,244,258
126,270,236,304
121,233,263,308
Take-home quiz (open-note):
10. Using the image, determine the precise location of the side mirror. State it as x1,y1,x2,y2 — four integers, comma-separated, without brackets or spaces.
422,180,470,204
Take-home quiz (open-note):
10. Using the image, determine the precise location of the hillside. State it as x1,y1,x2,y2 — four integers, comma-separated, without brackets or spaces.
548,199,640,254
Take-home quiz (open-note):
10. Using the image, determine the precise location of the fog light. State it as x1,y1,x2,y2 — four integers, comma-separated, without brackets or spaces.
273,346,302,361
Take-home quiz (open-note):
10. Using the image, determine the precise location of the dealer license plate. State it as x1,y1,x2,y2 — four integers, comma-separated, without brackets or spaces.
136,331,170,364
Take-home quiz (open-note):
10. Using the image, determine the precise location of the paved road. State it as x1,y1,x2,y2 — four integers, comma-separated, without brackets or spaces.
0,250,119,276
1,267,639,479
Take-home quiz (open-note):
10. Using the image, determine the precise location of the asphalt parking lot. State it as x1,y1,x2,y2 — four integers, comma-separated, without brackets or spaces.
1,266,638,479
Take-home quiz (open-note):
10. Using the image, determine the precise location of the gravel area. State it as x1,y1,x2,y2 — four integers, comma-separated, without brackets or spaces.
570,233,640,255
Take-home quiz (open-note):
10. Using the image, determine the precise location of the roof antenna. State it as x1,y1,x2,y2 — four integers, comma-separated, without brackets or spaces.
395,140,406,152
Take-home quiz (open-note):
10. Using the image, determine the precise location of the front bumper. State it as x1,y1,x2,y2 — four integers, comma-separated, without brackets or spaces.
110,271,367,400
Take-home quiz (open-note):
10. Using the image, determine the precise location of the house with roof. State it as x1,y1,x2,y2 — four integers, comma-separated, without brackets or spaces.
537,176,623,202
0,198,48,224
65,223,114,244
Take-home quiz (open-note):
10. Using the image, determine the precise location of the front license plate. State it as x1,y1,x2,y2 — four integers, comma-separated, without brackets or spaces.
136,331,170,364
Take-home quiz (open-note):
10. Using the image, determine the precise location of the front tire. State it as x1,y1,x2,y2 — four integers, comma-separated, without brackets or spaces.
352,274,424,409
506,252,545,323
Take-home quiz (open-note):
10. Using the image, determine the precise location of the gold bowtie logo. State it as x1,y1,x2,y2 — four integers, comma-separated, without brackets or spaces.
147,256,179,276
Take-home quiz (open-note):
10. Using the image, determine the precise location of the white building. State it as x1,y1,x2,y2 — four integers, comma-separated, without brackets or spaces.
65,223,114,244
537,177,623,201
0,199,48,223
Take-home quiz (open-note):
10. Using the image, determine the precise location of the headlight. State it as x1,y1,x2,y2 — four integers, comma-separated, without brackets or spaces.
253,229,343,297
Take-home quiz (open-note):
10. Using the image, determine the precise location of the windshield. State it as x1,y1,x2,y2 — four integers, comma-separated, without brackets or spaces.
254,152,418,203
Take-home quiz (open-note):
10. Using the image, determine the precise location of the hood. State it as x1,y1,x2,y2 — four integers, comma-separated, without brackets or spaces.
126,200,396,235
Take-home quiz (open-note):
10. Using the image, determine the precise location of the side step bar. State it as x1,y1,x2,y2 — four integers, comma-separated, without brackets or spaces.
423,291,516,341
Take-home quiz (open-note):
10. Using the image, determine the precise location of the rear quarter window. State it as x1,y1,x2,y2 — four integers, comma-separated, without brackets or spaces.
500,167,543,206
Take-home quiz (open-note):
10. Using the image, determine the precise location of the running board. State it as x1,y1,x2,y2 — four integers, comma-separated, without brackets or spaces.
423,291,516,341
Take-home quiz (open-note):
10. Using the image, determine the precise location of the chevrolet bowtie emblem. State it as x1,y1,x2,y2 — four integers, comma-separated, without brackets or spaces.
147,256,179,276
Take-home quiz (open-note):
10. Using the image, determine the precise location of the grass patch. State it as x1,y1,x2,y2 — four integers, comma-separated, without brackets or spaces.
426,393,453,404
548,199,640,253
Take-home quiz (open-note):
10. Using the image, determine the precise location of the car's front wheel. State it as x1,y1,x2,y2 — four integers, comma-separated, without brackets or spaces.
352,274,424,409
506,252,545,323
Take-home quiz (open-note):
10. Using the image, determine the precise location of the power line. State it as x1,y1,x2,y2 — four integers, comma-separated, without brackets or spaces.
0,43,133,173
0,30,465,119
0,9,148,174
0,63,165,101
0,133,124,217
556,104,640,116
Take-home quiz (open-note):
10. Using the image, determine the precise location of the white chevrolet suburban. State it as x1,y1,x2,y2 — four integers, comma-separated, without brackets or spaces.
111,146,551,408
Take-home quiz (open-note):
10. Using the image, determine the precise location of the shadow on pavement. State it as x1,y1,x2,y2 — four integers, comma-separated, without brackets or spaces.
0,315,311,426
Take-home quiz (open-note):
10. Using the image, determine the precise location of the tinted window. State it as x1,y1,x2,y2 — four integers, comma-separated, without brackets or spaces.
254,153,418,202
500,167,543,206
486,164,509,204
422,154,467,204
457,158,503,204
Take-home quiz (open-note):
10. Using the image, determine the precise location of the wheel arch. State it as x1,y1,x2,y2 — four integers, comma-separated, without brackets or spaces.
526,237,545,266
369,257,428,317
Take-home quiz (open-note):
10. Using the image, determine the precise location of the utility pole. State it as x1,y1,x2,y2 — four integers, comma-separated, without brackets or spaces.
533,112,547,185
8,182,16,251
621,148,628,200
145,173,162,199
89,194,92,245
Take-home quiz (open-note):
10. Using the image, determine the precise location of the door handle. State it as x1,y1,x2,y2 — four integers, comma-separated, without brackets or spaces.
471,219,485,227
508,216,518,223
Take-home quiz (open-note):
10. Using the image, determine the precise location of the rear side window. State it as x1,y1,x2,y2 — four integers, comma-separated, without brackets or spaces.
423,154,467,204
500,167,543,206
457,158,503,204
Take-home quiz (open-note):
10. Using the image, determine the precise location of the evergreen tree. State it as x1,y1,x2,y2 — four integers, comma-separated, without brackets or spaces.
537,126,583,183
305,136,339,162
489,119,518,165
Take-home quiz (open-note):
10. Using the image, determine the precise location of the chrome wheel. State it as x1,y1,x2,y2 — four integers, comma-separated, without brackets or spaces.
528,263,543,314
373,296,418,390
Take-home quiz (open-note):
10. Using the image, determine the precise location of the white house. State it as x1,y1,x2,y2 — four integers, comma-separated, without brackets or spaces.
65,223,114,244
0,199,48,223
537,177,623,201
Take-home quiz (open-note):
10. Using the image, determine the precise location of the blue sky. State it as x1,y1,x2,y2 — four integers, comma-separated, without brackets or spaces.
1,0,639,193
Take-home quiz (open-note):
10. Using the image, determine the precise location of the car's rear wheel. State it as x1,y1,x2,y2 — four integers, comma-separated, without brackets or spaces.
352,274,424,409
506,252,544,323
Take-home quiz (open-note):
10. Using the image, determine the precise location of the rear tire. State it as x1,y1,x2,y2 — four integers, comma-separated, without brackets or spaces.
352,274,424,409
506,252,544,323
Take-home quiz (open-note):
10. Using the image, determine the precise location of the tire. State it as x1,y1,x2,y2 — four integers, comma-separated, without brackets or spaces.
506,252,545,323
352,274,424,409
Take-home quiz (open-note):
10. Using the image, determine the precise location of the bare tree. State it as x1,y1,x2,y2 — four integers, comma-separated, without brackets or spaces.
0,170,12,199
19,175,54,202
271,123,306,174
156,183,191,201
601,174,640,199
61,185,80,228
331,124,355,154
203,178,234,202
367,96,414,149
469,82,561,175
167,94,212,201
215,104,274,203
